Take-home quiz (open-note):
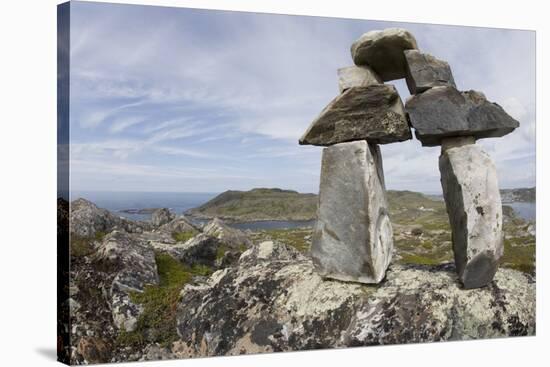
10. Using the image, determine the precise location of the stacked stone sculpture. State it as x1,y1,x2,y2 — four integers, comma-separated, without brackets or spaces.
299,28,519,289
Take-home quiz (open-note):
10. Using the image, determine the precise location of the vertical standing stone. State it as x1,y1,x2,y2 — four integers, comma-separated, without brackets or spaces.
311,140,393,284
439,137,504,289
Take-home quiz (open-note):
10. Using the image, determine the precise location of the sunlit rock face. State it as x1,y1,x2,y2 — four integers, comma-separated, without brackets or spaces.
439,138,504,289
311,140,393,284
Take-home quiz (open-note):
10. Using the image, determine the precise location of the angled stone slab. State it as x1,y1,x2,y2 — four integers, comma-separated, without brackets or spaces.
299,84,411,146
406,86,519,146
404,49,456,94
439,137,503,289
311,140,393,284
337,65,382,93
351,28,418,81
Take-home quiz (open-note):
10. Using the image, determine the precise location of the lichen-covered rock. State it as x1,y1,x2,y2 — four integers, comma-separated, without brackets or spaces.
158,216,198,233
405,86,520,146
176,242,535,357
76,337,110,364
94,230,159,331
337,65,382,93
203,217,253,250
151,208,175,227
175,233,221,267
70,198,151,238
299,85,411,146
439,140,504,288
346,263,535,345
351,28,418,81
312,141,393,283
404,49,456,94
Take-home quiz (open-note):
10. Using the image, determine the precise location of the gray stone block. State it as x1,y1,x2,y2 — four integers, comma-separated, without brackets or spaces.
311,140,393,284
404,49,456,94
337,65,382,93
439,138,504,289
351,28,418,81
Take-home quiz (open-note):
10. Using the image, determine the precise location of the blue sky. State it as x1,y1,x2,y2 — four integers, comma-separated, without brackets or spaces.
68,1,536,194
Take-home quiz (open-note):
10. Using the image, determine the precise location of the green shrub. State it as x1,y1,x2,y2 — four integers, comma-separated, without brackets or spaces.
117,252,212,348
171,230,198,243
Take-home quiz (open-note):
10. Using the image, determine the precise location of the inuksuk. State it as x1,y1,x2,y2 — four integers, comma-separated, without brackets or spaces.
299,28,519,289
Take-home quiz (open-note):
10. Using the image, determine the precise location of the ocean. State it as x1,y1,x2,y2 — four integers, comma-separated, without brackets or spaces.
70,191,218,221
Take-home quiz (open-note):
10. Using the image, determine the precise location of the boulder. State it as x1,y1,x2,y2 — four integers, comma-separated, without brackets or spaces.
94,230,159,331
158,216,198,233
175,242,535,357
203,217,253,250
311,141,393,284
404,49,456,94
351,28,418,81
337,65,382,93
175,233,221,267
151,208,175,227
405,86,520,146
439,139,504,288
70,198,151,238
299,85,411,146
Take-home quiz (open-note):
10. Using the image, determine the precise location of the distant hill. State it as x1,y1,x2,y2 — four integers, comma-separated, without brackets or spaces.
187,187,532,222
187,188,318,222
500,187,535,203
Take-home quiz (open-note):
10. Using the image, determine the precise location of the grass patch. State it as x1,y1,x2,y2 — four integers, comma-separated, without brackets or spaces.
251,228,311,252
216,244,227,261
70,231,107,258
398,253,442,266
501,237,536,275
171,230,198,243
116,252,212,348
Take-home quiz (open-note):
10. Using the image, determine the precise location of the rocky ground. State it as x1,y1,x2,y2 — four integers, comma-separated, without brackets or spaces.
60,193,536,364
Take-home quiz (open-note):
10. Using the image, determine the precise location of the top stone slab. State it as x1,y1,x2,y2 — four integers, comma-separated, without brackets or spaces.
405,86,520,146
351,28,418,81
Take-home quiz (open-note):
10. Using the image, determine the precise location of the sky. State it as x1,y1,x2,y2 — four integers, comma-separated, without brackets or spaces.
66,1,536,194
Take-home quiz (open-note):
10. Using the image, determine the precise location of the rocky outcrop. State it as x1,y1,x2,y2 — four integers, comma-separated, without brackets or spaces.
158,215,198,233
172,233,221,268
175,242,535,356
151,208,175,227
351,28,418,81
203,217,253,249
404,49,456,94
94,230,159,332
337,65,382,92
70,198,150,238
312,141,393,283
439,138,503,288
299,85,411,146
405,86,520,146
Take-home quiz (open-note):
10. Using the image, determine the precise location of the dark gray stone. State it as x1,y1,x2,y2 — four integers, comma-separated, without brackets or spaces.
351,28,418,81
299,85,411,146
404,49,456,94
439,138,504,289
406,86,519,146
311,141,392,284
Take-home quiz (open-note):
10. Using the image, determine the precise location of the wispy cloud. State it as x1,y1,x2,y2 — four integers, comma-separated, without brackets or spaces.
68,2,535,193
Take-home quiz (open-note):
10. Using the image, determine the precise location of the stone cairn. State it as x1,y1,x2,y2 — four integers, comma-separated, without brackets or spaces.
299,28,519,289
